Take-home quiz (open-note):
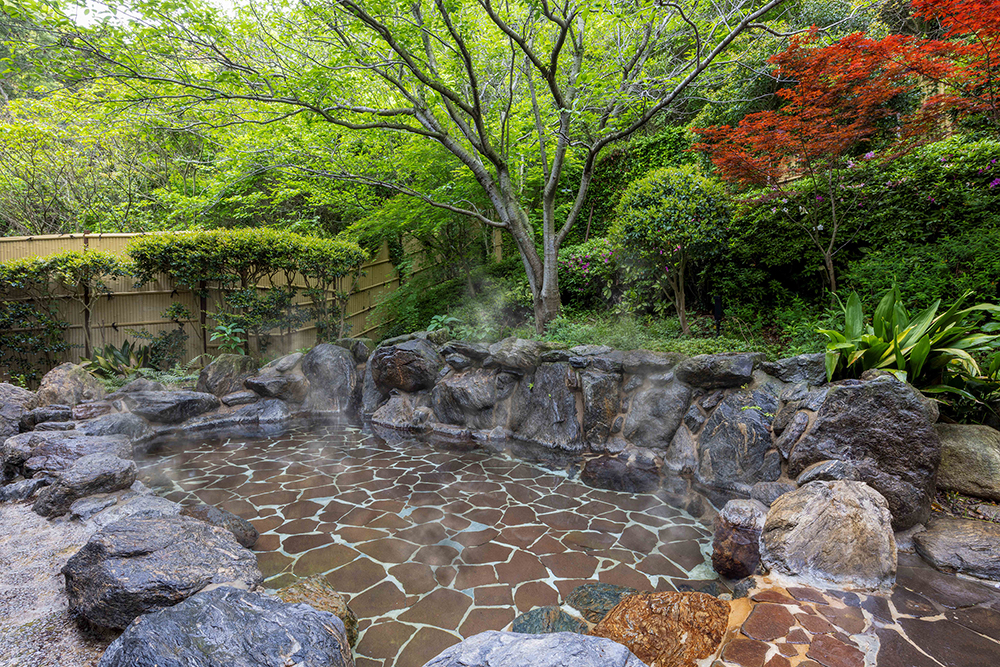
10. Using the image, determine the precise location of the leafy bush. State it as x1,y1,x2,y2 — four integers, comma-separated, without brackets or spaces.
557,238,617,310
0,256,69,382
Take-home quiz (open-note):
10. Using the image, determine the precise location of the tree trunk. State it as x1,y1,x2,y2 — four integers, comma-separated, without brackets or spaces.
824,253,837,293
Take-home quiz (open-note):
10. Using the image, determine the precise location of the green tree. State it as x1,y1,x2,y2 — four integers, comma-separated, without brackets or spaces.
609,166,730,335
13,0,792,331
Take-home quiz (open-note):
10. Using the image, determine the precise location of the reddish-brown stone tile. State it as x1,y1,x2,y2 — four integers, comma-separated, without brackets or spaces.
396,627,461,667
597,564,652,591
658,541,706,571
398,589,473,629
514,581,559,612
250,516,284,533
340,507,383,526
324,557,388,593
410,507,446,522
274,518,321,535
658,525,705,542
541,552,599,579
465,508,503,524
367,513,411,530
554,578,594,601
414,545,460,566
282,500,322,519
455,529,501,548
590,518,627,533
538,511,589,531
526,535,568,555
397,523,450,545
722,636,770,667
474,585,514,606
499,525,547,548
806,633,865,667
797,612,837,634
441,514,471,531
252,533,281,551
454,565,498,589
354,620,416,660
743,603,798,642
618,525,658,553
462,542,512,565
347,580,407,618
389,562,438,595
635,554,687,578
298,484,341,500
317,500,355,523
459,607,516,637
815,604,867,635
357,538,420,563
787,586,830,605
776,642,799,657
282,533,333,554
256,551,294,577
562,531,618,550
248,490,299,505
435,566,457,587
337,526,387,543
500,506,536,526
765,655,792,667
787,627,811,644
496,551,549,585
753,590,799,605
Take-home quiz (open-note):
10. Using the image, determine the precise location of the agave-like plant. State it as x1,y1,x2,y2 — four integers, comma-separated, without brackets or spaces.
819,287,1000,393
82,340,153,378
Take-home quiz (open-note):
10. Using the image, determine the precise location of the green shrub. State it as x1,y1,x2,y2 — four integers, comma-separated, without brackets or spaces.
557,238,616,310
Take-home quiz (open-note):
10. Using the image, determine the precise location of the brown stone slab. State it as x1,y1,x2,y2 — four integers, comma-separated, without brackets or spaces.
413,545,460,567
765,656,792,667
500,506,537,526
474,584,514,607
398,589,472,629
635,554,686,579
454,564,498,589
598,564,653,591
806,633,864,667
498,525,547,548
252,533,281,551
538,511,590,531
562,531,617,550
282,533,333,554
357,538,420,563
752,590,798,605
786,627,811,644
324,557,388,593
815,603,867,635
455,528,501,548
513,581,559,612
496,551,549,585
787,586,830,605
282,500,323,519
525,535,566,555
874,627,941,667
775,641,799,657
348,581,407,618
461,542,512,565
743,603,797,642
435,566,457,587
409,507,446,522
796,612,836,635
541,552,599,579
899,616,1000,667
256,551,294,577
721,636,770,667
459,607,516,638
389,562,438,596
354,620,416,660
618,525,659,553
274,518,321,535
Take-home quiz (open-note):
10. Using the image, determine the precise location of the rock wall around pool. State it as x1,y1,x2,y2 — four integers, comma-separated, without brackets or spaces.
1,334,942,532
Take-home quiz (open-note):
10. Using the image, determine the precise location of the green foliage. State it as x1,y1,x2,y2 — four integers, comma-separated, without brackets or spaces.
557,238,617,311
82,340,153,378
0,255,69,381
210,322,246,355
427,314,461,332
820,287,1000,388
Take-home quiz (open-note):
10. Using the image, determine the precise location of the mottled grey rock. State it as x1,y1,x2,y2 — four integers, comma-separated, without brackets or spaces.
63,515,263,629
676,353,762,389
935,424,1000,502
786,375,941,530
0,476,49,502
761,353,827,385
36,363,105,407
423,630,647,667
761,481,897,591
445,353,473,370
581,369,621,447
97,586,353,667
77,412,154,442
622,381,691,451
750,481,797,506
302,344,358,413
487,337,551,371
695,386,780,493
88,493,182,529
196,354,257,397
440,340,490,361
509,363,581,451
244,362,309,403
369,338,445,393
1,431,132,478
182,399,290,431
511,606,588,634
0,383,36,440
33,453,136,518
181,503,259,548
122,391,221,424
20,404,73,431
581,454,660,494
713,499,768,579
432,368,513,430
914,516,1000,581
621,350,686,375
565,583,640,624
361,363,384,416
370,393,432,433
220,390,259,406
33,421,76,431
796,459,861,485
120,377,165,393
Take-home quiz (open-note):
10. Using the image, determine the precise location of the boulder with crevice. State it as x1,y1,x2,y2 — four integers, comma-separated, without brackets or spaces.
77,412,154,442
36,363,105,406
622,381,691,452
369,338,444,393
245,355,310,403
302,344,359,413
33,453,136,518
431,368,514,429
122,391,221,424
694,386,780,493
0,382,38,439
676,352,762,389
19,404,73,431
508,362,582,450
760,353,827,385
2,431,132,479
196,354,257,397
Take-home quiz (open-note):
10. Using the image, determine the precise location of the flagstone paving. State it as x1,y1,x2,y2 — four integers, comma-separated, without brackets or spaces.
139,423,723,667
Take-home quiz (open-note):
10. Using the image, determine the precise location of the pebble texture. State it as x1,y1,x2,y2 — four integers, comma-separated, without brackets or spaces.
97,586,354,667
422,630,648,667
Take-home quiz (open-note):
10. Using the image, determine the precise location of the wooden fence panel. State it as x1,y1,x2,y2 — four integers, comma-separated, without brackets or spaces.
0,233,408,374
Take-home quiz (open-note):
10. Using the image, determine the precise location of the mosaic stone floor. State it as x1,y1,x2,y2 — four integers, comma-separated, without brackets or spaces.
138,424,722,667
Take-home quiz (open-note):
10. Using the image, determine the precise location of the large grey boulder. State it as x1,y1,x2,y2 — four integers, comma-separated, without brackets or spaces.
122,391,220,424
431,368,515,429
36,363,105,406
20,404,73,431
622,381,691,451
77,412,154,442
196,354,257,397
761,480,897,590
181,503,259,548
301,344,358,413
694,386,780,493
487,337,551,371
62,514,263,629
369,338,445,393
0,382,38,439
97,586,354,667
1,431,131,478
581,369,622,447
0,476,49,502
783,375,941,530
33,453,136,518
621,350,685,375
423,630,647,667
87,493,183,530
119,377,165,393
914,516,1000,581
182,399,290,431
244,354,310,403
676,353,762,389
509,363,581,450
760,353,827,385
935,424,1000,502
713,499,768,579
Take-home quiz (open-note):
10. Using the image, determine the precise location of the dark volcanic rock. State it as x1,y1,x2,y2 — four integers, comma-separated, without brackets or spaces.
581,369,621,447
761,353,827,385
914,516,1000,581
934,424,1000,502
302,344,358,413
369,338,445,393
423,630,646,667
220,390,259,406
119,377,165,393
244,360,309,403
622,381,691,451
370,393,432,433
33,453,136,518
0,382,38,439
1,431,132,478
181,503,259,548
431,368,513,429
182,399,290,431
581,455,660,493
360,364,384,416
509,363,581,450
87,493,183,530
97,586,353,667
786,375,941,530
196,354,257,397
0,476,49,502
712,499,768,579
36,363,105,406
20,404,73,431
796,459,861,485
750,481,797,506
565,583,639,623
122,391,220,424
72,400,113,420
487,337,550,371
676,353,762,389
511,606,588,634
621,350,685,375
440,340,491,361
761,480,897,590
77,413,154,442
63,514,263,629
695,386,780,493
